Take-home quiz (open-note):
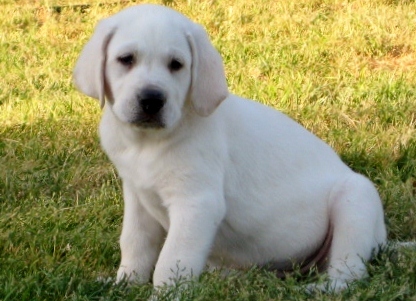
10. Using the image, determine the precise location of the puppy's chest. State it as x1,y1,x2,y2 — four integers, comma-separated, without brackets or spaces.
114,144,166,188
112,145,171,228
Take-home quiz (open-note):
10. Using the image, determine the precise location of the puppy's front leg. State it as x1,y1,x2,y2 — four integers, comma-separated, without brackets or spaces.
117,182,165,284
153,193,225,287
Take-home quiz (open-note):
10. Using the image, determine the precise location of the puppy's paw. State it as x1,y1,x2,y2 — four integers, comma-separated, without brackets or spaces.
116,265,149,285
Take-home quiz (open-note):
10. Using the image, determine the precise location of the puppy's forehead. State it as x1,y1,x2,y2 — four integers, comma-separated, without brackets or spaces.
112,5,191,37
109,7,191,55
115,20,186,46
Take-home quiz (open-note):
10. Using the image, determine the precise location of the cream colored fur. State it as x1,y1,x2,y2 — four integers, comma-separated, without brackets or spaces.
74,4,387,292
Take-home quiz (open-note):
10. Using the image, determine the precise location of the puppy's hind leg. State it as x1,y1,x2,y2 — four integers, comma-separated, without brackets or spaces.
313,173,387,292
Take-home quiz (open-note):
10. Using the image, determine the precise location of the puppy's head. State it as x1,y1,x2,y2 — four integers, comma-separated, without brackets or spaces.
73,4,228,130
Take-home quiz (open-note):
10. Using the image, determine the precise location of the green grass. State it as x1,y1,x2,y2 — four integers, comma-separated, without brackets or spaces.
1,0,416,300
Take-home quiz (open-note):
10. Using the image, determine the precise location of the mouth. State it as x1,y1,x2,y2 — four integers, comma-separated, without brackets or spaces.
129,114,166,129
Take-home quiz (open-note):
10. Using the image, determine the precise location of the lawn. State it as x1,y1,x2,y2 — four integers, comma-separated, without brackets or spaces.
0,0,415,300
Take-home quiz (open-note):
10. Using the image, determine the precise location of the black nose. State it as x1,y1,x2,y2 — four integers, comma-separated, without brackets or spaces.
139,89,166,115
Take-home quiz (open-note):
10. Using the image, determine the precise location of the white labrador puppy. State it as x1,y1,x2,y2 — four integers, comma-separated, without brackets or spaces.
74,4,387,292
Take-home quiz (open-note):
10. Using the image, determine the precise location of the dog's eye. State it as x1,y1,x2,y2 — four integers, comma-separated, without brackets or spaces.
117,54,135,67
168,58,183,72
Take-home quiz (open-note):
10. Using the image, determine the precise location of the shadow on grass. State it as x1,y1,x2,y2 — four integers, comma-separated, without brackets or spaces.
1,118,415,300
340,139,416,186
0,118,118,206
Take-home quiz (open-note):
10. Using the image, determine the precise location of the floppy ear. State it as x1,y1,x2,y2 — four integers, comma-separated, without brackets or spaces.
73,18,116,108
186,24,229,116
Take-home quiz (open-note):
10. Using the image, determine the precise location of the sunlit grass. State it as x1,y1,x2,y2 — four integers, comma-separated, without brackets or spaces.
1,0,415,300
